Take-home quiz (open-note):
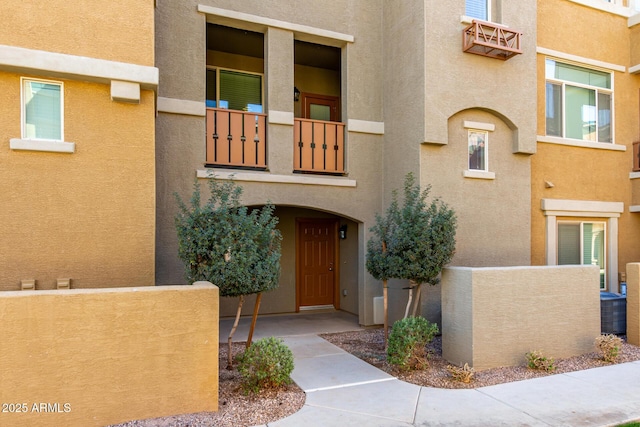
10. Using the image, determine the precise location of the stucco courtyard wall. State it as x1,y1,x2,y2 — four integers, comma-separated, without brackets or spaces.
0,282,218,427
442,265,600,370
627,263,640,346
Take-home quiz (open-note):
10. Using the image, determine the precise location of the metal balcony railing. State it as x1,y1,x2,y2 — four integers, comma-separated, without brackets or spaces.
294,118,345,174
205,108,267,169
463,20,522,60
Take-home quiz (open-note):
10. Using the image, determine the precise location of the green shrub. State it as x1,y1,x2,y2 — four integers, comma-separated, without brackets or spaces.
526,350,555,372
446,363,475,383
596,334,623,363
238,337,294,394
387,316,438,370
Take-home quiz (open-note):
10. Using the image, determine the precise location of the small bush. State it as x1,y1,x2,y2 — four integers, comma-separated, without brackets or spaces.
526,350,555,372
238,337,294,394
446,363,475,383
387,316,439,370
596,334,623,363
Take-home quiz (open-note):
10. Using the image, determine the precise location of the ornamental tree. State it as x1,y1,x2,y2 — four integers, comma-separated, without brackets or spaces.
175,178,282,368
393,173,457,318
367,173,457,341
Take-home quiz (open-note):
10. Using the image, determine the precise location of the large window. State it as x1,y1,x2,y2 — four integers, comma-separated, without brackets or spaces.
206,68,263,113
558,221,606,289
545,59,612,143
22,78,63,141
466,0,489,20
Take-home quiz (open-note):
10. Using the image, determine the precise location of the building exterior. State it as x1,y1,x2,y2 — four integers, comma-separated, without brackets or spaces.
155,0,640,326
532,0,640,293
3,0,637,328
0,0,158,290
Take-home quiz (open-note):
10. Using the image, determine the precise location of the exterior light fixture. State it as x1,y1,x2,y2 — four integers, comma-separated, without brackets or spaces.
294,87,300,102
339,224,347,239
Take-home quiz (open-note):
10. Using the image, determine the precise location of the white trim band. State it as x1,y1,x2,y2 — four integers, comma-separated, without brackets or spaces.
464,121,495,132
537,47,626,73
630,64,640,74
198,5,354,44
0,44,158,89
10,138,75,154
197,170,356,187
268,111,294,125
347,119,384,135
567,0,636,17
541,199,624,217
157,97,206,116
463,170,495,180
537,135,626,151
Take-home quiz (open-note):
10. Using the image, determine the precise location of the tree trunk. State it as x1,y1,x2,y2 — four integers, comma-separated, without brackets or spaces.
411,282,422,317
227,295,245,370
246,292,263,349
383,280,389,347
404,286,413,319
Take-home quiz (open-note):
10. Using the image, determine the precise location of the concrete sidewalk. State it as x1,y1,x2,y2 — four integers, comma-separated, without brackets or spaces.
261,335,640,427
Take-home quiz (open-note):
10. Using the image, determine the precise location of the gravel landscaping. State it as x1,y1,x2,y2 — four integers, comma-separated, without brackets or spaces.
111,329,640,427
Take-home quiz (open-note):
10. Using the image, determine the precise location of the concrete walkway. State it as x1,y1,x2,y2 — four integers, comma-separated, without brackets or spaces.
221,313,640,426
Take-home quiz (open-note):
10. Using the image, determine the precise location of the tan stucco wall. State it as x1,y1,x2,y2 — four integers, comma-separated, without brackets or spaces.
532,0,640,280
0,72,156,290
0,0,154,66
442,265,600,370
0,283,218,427
627,263,640,346
424,109,532,268
155,0,385,325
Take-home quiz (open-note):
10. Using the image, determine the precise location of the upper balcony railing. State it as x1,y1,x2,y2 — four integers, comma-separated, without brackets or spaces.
294,118,345,174
205,108,267,169
462,20,522,60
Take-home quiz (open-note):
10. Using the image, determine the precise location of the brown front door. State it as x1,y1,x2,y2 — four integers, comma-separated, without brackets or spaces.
296,218,338,309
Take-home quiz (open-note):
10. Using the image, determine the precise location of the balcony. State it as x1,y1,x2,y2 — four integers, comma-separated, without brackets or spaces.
205,108,267,169
462,20,522,60
294,118,345,174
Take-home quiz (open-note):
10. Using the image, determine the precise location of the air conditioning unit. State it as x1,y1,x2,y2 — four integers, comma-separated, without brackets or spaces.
600,292,626,335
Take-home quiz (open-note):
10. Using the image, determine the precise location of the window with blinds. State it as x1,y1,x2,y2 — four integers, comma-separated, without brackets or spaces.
22,78,62,141
558,221,606,289
206,68,263,113
466,0,489,20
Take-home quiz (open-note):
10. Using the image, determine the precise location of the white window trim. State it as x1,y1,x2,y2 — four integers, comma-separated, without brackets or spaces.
461,0,492,23
9,138,75,153
544,58,616,145
464,121,494,179
21,77,64,142
542,199,623,292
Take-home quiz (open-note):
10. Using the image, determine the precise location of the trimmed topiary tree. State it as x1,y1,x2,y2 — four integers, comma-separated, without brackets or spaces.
175,177,282,369
367,173,457,336
392,172,457,318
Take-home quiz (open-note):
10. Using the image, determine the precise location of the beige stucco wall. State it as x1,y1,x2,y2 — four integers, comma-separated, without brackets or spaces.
442,265,600,370
0,0,154,66
532,0,640,283
155,0,385,325
628,263,640,346
0,283,218,427
382,0,535,270
0,72,156,290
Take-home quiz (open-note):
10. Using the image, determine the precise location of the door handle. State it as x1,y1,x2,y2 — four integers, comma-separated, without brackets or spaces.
328,263,333,271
